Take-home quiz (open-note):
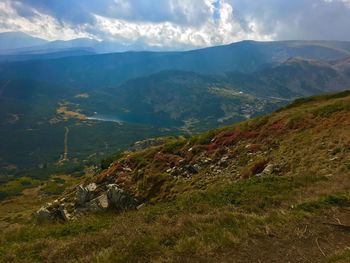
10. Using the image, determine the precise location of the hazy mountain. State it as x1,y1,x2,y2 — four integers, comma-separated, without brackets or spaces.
0,32,175,57
1,40,350,89
0,32,48,51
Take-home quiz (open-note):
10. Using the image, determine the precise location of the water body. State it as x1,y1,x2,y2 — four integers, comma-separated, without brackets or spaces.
87,113,123,124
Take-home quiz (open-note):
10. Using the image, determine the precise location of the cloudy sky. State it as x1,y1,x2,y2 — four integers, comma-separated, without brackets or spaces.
1,0,350,49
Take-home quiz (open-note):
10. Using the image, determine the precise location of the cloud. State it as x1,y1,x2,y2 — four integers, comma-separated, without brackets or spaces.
0,0,350,49
228,0,350,41
92,1,273,48
0,1,93,40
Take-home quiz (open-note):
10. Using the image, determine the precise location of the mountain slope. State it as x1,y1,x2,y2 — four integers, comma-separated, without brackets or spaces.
2,54,350,172
1,91,349,262
226,56,350,98
109,70,285,128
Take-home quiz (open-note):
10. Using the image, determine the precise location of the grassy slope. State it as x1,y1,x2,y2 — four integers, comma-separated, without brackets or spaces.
1,91,350,262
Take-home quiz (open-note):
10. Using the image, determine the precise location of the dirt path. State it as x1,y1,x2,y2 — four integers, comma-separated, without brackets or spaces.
61,126,69,162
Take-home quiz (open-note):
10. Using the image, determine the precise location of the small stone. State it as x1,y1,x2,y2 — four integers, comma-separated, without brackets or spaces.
123,167,132,172
137,203,145,210
86,183,97,192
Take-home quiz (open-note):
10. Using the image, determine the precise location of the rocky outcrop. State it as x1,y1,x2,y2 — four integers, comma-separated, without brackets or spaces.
85,194,109,213
107,184,139,211
36,183,139,222
36,201,72,223
76,183,97,207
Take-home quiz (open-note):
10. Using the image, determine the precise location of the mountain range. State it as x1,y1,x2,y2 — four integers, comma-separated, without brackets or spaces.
0,31,174,60
1,36,350,175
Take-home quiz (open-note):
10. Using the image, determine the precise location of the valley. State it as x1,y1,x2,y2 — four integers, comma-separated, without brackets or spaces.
1,1,350,262
1,40,350,180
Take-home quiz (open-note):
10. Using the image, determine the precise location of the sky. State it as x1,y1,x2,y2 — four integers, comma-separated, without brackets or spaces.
1,0,350,49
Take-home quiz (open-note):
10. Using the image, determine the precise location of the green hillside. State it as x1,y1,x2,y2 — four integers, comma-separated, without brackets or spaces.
1,91,349,262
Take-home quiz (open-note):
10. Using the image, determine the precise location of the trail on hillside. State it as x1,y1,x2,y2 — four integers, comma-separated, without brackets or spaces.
60,126,69,162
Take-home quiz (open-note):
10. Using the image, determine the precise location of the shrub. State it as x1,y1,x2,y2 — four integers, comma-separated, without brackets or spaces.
100,151,123,170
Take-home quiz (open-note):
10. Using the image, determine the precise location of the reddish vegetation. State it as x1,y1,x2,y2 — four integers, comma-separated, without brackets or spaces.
154,152,183,166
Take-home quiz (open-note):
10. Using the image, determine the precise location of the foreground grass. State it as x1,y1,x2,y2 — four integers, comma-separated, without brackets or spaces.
1,173,350,263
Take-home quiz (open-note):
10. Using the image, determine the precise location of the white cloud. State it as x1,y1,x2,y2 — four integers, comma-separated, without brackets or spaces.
0,0,350,48
93,0,273,48
0,0,93,40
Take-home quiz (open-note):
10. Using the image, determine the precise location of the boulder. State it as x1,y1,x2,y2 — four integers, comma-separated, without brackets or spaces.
107,184,138,211
76,183,97,207
85,194,109,213
58,204,71,221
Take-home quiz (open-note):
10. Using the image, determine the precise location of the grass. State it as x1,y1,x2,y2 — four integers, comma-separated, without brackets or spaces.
329,248,350,263
297,193,350,213
0,172,345,263
313,101,350,117
1,90,350,262
0,177,41,200
280,90,350,111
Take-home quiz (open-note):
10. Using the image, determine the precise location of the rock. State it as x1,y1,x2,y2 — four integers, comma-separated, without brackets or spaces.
137,203,145,210
202,158,212,164
76,183,97,207
130,138,165,151
86,183,97,192
262,164,274,175
37,203,72,222
58,204,71,221
36,207,54,223
107,184,138,211
123,167,132,172
193,164,201,171
256,164,274,176
186,165,199,174
85,194,109,213
218,156,229,167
